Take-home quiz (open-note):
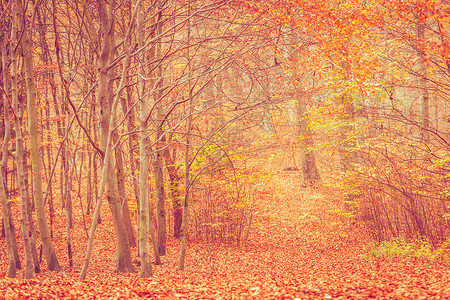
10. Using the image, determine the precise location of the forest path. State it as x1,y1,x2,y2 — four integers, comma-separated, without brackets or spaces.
1,172,450,299
151,171,450,298
230,171,450,299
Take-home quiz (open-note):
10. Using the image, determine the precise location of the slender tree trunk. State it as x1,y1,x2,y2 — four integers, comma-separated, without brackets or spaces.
11,29,40,272
338,53,355,174
18,0,61,272
1,34,22,272
179,0,193,270
92,102,101,224
36,4,55,238
114,134,136,247
11,3,34,278
137,0,161,278
417,18,429,143
0,39,16,276
96,0,134,274
50,0,74,265
0,170,16,278
105,158,135,272
14,98,39,272
65,122,73,267
79,0,139,278
26,190,41,273
163,146,182,238
13,92,33,279
138,54,153,277
155,145,166,255
86,98,94,215
121,88,140,251
6,196,21,271
296,96,320,187
154,0,166,256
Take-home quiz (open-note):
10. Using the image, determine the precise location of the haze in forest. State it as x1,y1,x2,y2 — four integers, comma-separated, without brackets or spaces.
1,0,449,298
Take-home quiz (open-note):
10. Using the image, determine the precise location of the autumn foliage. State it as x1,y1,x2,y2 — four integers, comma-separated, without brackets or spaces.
1,0,450,298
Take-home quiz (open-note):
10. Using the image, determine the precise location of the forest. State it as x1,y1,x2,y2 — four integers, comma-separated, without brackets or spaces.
0,0,450,298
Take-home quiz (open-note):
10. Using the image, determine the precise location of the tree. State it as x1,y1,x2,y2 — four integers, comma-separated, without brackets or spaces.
137,0,158,278
154,0,167,257
18,0,61,272
80,0,138,278
179,0,194,271
96,0,134,274
1,27,21,275
296,93,320,187
0,81,16,276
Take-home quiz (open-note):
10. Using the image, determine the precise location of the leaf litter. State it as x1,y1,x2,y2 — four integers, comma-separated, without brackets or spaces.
1,171,449,299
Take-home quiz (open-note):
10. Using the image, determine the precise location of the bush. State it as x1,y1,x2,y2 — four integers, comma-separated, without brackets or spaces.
365,237,450,263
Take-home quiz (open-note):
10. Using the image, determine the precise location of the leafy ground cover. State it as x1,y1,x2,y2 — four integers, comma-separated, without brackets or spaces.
1,172,450,299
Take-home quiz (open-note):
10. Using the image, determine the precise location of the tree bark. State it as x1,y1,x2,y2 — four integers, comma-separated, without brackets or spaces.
121,88,140,251
0,43,16,275
163,146,182,238
417,18,429,143
12,93,34,279
18,0,61,272
0,170,16,278
179,0,193,270
138,54,153,276
96,0,134,274
79,0,139,279
138,93,152,276
64,125,73,267
296,97,320,187
154,0,167,256
37,2,55,239
114,134,136,247
11,2,34,278
137,0,161,277
338,51,355,174
1,33,22,273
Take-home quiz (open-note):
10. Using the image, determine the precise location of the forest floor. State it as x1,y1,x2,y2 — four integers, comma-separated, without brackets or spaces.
1,171,450,299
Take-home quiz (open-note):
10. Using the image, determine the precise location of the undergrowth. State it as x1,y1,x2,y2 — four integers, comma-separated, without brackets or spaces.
365,237,450,264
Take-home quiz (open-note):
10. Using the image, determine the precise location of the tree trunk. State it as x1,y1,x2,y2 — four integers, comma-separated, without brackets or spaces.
1,34,22,272
137,0,160,277
96,0,134,274
138,65,153,276
18,0,61,272
155,149,166,255
26,191,41,273
163,146,182,238
0,47,16,275
92,102,101,224
179,0,193,270
86,139,93,215
154,0,166,256
37,3,55,239
296,97,320,187
64,125,73,267
114,134,136,247
79,0,138,279
11,2,34,278
12,99,34,279
13,102,33,279
10,30,39,272
121,88,140,251
417,18,429,143
0,171,16,278
338,52,355,174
